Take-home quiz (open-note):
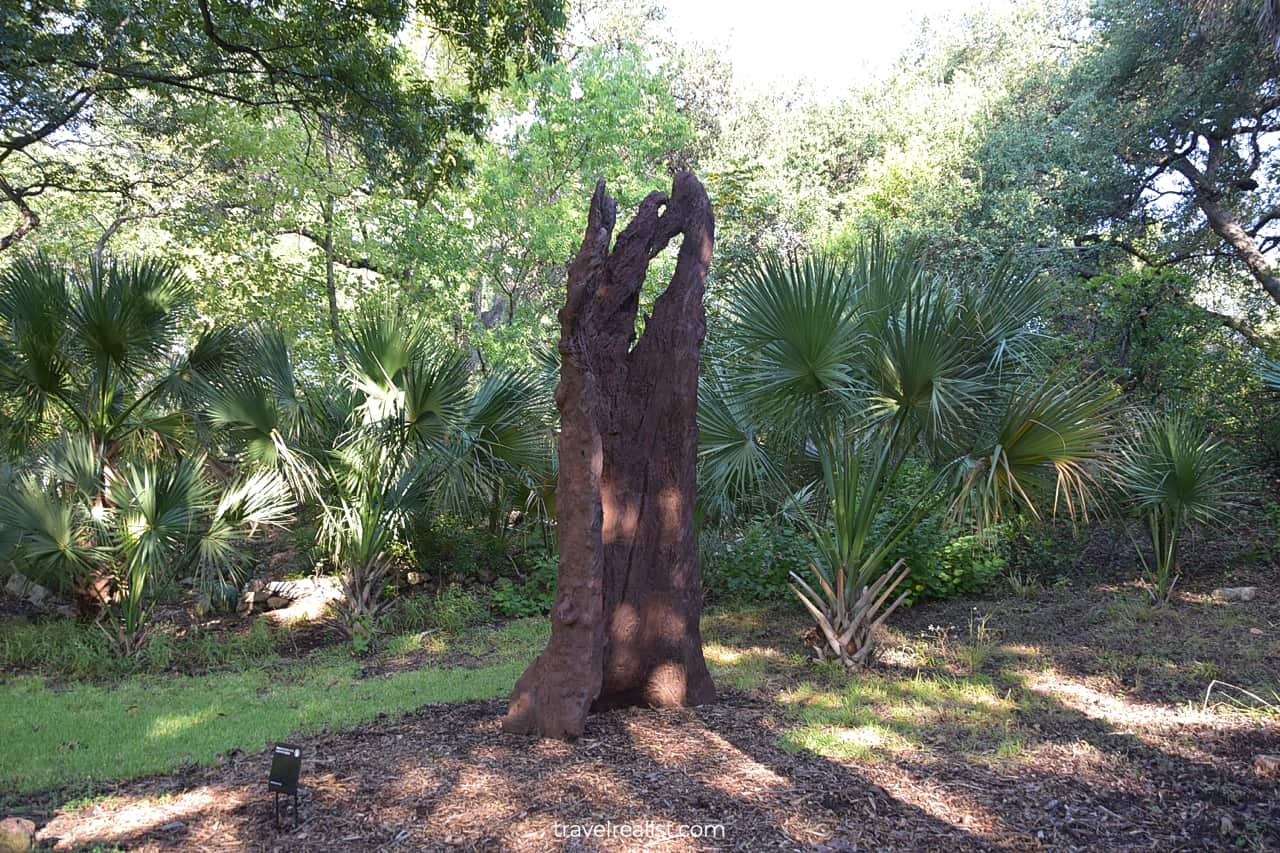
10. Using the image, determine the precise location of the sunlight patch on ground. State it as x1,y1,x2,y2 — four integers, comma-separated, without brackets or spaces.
1026,668,1216,729
703,643,785,666
145,708,220,740
38,786,249,851
874,771,1024,840
774,673,1023,763
704,642,790,691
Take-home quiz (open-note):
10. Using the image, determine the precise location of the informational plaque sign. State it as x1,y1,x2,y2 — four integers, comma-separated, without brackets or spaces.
268,743,302,828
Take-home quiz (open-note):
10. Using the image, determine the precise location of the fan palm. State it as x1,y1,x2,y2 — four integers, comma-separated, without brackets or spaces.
0,254,260,621
0,445,292,653
1263,357,1280,394
708,237,1116,668
0,254,236,466
1114,411,1242,602
210,309,553,647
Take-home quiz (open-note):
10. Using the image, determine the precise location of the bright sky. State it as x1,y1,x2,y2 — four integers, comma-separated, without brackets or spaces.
661,0,1012,94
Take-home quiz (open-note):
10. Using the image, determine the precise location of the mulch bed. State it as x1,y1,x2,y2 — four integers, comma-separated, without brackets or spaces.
25,688,1279,852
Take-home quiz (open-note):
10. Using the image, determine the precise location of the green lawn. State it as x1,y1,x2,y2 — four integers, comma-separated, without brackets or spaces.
6,594,1277,804
0,620,548,795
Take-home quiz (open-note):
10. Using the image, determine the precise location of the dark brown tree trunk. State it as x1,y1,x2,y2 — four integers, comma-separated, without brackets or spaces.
503,172,716,740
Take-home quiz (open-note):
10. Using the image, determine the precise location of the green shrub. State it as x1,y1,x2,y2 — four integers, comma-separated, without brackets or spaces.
405,516,511,583
392,586,491,633
143,631,177,670
428,585,491,632
893,521,1008,603
702,518,816,604
871,460,1010,604
392,593,434,633
489,551,558,617
189,619,277,669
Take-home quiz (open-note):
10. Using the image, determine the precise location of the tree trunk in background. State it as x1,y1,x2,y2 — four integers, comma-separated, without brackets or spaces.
503,172,717,740
321,192,339,346
1171,157,1280,309
322,122,341,347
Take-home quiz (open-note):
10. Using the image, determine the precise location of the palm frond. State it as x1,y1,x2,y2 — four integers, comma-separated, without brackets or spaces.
1262,358,1280,393
71,257,190,383
697,371,781,519
724,252,863,434
0,254,77,433
343,310,428,420
398,347,471,447
197,469,293,593
864,276,988,447
955,377,1118,525
0,477,100,586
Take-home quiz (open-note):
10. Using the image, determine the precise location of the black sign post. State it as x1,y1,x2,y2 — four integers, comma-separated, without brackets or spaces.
268,743,302,829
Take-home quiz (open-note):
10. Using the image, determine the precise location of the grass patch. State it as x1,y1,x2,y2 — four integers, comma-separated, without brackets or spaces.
775,671,1024,762
0,617,283,681
455,617,550,661
0,622,548,795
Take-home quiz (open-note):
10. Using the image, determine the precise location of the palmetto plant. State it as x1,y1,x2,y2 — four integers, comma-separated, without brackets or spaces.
0,254,235,468
1263,358,1280,394
211,309,552,648
707,237,1116,668
0,441,292,652
1115,411,1241,603
0,255,288,641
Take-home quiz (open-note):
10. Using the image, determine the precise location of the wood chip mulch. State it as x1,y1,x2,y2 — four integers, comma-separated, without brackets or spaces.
27,690,1279,852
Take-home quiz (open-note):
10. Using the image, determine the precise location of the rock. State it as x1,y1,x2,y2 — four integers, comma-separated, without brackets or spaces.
158,820,185,832
265,596,290,610
4,574,31,597
0,817,35,853
23,584,49,606
261,576,344,624
1255,754,1280,779
269,551,297,570
1213,587,1258,602
252,590,271,604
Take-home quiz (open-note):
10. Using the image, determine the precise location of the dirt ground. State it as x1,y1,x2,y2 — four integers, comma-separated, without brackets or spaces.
23,689,1278,852
13,551,1280,852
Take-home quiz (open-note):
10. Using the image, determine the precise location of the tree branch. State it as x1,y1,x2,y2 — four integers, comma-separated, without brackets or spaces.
290,227,389,275
93,209,160,265
0,175,40,251
1200,306,1279,356
1170,156,1280,307
0,91,94,165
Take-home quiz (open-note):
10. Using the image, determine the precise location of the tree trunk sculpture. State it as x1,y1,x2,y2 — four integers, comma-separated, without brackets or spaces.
503,172,717,739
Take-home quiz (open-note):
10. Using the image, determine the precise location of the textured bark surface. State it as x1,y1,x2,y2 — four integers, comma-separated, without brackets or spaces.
503,172,716,740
